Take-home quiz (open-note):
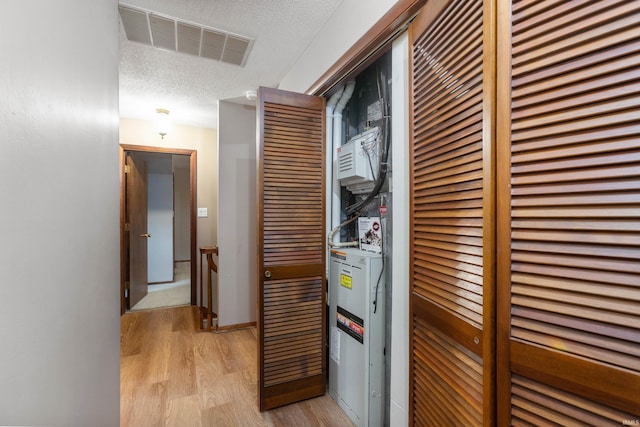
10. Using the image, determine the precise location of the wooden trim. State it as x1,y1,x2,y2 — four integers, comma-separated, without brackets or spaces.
495,0,513,425
189,151,197,306
120,144,196,156
260,86,323,108
261,264,325,281
511,340,640,415
482,0,498,424
216,321,256,332
307,0,426,96
261,374,326,410
256,87,267,411
119,146,127,315
412,293,484,357
119,144,198,313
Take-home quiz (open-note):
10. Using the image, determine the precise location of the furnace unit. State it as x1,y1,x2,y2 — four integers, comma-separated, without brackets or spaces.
329,248,385,427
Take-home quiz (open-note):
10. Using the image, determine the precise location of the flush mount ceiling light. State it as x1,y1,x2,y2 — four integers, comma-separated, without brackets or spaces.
156,108,171,139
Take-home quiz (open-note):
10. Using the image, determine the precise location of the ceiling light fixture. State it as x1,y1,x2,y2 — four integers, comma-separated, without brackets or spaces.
156,108,171,139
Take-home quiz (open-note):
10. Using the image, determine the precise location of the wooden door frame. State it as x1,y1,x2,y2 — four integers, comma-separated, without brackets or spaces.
306,0,427,96
120,144,198,315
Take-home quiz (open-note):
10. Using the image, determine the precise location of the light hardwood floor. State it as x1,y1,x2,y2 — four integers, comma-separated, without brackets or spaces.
121,306,355,427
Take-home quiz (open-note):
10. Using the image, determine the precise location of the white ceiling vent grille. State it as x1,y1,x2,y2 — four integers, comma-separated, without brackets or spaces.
119,4,253,67
149,15,176,51
119,7,151,45
201,29,226,61
177,22,201,56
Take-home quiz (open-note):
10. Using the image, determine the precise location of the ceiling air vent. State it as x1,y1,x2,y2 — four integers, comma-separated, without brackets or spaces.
149,15,175,51
222,36,251,66
118,6,151,45
201,29,226,61
177,22,201,56
118,4,253,67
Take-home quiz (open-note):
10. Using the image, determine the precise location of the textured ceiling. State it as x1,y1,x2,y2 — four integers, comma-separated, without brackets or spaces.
119,0,343,129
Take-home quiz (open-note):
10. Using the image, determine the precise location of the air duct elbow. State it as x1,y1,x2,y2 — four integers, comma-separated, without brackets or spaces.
327,85,345,113
334,81,355,116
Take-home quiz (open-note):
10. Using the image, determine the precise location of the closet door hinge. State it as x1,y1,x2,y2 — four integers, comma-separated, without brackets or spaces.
124,223,130,232
124,164,130,174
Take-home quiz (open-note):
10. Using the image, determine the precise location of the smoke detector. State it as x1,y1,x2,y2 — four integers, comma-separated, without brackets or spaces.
245,90,257,102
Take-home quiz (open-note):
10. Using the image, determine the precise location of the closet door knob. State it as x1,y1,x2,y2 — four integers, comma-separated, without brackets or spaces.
140,233,151,238
264,270,272,278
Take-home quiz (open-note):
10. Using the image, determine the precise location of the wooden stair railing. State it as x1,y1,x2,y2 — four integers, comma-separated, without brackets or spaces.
198,245,218,331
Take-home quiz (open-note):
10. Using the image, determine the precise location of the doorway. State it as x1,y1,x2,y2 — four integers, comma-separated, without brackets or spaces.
119,144,197,315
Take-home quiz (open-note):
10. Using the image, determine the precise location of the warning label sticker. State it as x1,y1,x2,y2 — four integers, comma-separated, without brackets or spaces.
337,306,364,344
340,273,352,289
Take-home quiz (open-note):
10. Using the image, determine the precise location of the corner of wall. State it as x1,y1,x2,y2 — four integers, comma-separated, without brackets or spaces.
217,101,258,327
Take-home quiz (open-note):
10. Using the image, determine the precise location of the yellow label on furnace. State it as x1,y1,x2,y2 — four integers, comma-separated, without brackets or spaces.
340,274,352,289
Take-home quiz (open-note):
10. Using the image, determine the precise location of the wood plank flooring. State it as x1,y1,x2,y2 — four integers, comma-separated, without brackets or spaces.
121,306,354,427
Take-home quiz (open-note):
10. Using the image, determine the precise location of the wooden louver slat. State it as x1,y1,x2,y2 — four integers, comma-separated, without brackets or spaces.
263,276,323,386
262,100,323,268
412,317,483,426
511,375,637,426
498,0,640,420
410,0,492,424
411,0,484,334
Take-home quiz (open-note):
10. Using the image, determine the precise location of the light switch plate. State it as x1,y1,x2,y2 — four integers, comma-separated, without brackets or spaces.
197,207,208,218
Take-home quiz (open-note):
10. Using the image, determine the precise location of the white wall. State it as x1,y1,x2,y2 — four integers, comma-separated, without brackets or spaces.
279,0,399,93
148,172,174,282
0,1,120,426
174,165,191,261
217,101,257,327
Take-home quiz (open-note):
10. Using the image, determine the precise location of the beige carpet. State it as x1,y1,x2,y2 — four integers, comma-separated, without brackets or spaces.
130,262,190,311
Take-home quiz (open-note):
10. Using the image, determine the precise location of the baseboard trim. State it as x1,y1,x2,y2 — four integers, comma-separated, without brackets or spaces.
217,322,256,331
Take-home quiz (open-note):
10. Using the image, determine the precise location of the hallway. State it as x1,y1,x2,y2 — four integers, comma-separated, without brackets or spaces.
120,306,354,426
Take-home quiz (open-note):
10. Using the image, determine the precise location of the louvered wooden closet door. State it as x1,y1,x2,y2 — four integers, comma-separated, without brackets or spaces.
496,1,640,424
257,87,326,411
409,0,496,424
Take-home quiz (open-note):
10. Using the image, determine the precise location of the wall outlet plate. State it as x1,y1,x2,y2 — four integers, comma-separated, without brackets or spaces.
198,207,208,218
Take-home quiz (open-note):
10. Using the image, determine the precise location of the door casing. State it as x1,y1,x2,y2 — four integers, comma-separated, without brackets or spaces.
119,144,198,315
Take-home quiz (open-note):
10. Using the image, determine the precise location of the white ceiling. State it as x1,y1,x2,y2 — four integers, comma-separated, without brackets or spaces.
119,0,344,129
